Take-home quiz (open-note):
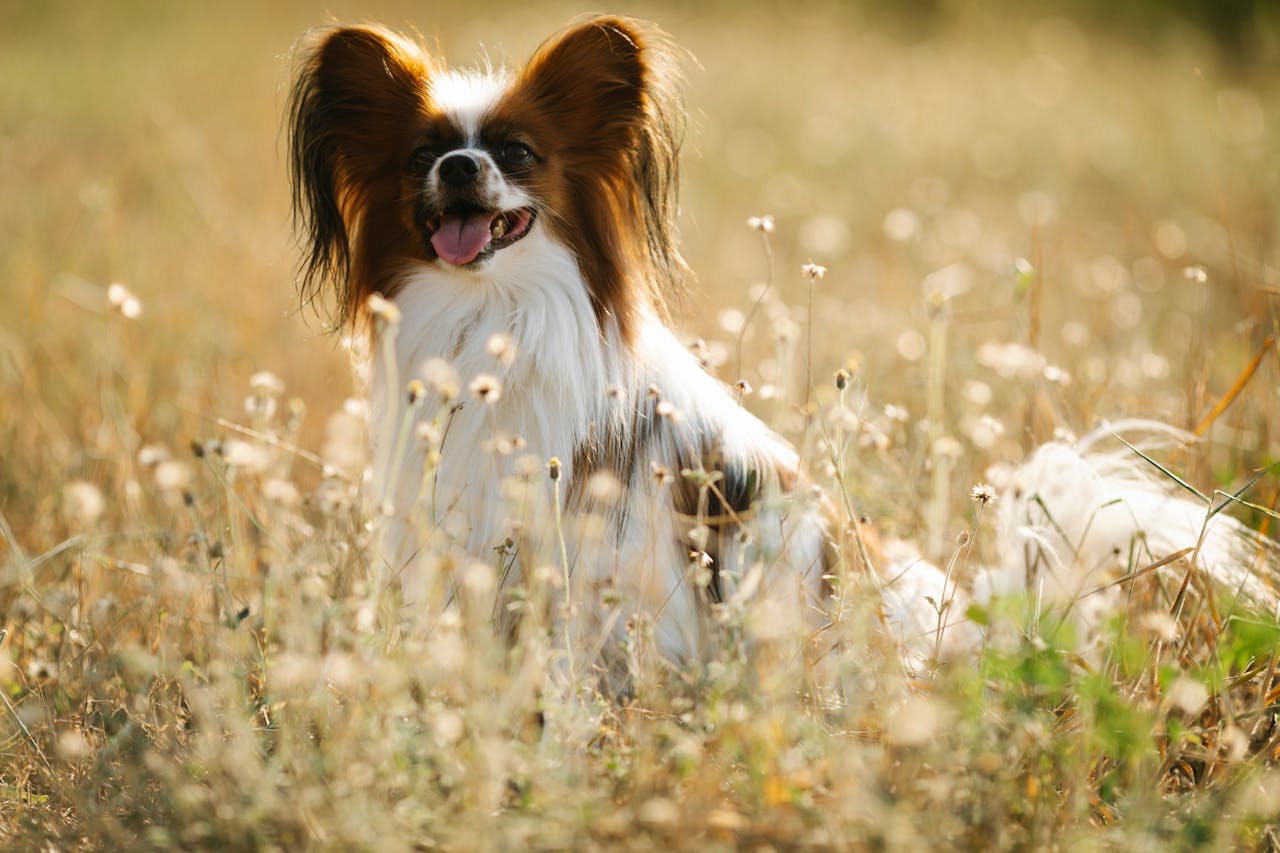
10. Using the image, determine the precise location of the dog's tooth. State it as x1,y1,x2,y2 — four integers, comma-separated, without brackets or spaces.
490,216,508,239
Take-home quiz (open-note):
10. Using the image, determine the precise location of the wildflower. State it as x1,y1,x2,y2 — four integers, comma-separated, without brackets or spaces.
56,729,90,762
746,214,775,233
882,207,920,242
433,711,465,746
154,460,190,492
1168,676,1209,714
366,292,400,324
137,445,169,467
25,658,57,681
1182,265,1208,283
651,462,674,486
63,480,105,527
927,264,974,307
1043,364,1071,385
801,261,827,280
771,315,799,343
421,358,459,403
483,432,525,455
513,454,542,478
249,371,285,396
976,341,1046,379
107,283,142,319
586,471,622,504
735,378,753,396
1140,611,1178,642
461,561,496,595
963,380,993,406
655,399,682,422
486,332,516,366
834,369,851,391
244,393,277,420
883,403,908,422
932,436,963,460
896,330,927,361
639,797,680,827
718,308,746,334
885,696,952,746
406,379,426,405
222,440,270,473
468,373,502,404
547,456,561,482
970,483,998,506
263,478,300,506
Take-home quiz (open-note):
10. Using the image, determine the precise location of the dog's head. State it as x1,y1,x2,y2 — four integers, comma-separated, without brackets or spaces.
288,16,687,341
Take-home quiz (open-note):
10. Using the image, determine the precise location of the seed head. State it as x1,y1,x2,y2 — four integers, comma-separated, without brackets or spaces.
249,371,285,396
1182,265,1208,283
547,456,562,482
468,373,502,404
63,480,105,527
834,368,850,391
747,214,775,233
802,261,827,280
366,293,400,325
421,358,460,403
486,332,516,366
655,399,681,422
107,282,142,319
970,483,998,506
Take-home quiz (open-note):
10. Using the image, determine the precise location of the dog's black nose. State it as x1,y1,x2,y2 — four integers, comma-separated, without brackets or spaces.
438,152,481,186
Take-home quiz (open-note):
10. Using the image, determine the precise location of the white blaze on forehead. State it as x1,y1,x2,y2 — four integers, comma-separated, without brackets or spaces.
429,70,510,142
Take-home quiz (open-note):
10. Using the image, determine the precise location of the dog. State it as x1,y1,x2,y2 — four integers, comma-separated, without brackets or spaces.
287,16,1278,679
288,17,832,673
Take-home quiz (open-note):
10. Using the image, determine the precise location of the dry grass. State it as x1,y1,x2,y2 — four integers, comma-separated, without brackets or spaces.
3,1,1280,849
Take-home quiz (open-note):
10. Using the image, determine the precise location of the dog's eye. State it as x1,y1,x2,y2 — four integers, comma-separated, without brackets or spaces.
408,145,439,173
499,141,535,167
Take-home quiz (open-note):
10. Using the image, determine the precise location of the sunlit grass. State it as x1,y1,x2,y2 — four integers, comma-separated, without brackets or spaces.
3,2,1279,848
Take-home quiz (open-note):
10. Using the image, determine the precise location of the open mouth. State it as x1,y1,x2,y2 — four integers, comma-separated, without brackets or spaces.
424,206,536,267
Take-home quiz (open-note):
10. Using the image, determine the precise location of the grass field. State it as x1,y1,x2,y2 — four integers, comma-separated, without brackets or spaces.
3,1,1280,848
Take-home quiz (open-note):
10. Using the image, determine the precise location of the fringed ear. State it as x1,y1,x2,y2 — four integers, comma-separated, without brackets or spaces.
287,26,432,328
513,17,689,339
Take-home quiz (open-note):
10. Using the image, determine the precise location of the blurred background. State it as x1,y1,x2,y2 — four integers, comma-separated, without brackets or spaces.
2,0,1277,543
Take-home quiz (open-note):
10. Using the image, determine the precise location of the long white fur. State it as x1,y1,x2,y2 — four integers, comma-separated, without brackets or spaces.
372,221,825,665
878,424,1280,664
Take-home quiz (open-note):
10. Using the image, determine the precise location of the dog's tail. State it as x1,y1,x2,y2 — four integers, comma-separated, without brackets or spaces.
876,421,1280,663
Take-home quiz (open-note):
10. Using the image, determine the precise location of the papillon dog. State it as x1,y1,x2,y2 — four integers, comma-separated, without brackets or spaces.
288,17,831,671
288,16,1278,676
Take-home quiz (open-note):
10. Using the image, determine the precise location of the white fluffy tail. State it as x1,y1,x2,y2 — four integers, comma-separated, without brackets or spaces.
879,421,1280,663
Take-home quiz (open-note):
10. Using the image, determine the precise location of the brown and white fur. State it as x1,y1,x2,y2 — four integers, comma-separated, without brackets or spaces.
288,17,1279,675
288,18,831,667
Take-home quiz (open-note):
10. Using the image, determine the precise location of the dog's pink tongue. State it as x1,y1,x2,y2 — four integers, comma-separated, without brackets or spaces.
431,212,494,265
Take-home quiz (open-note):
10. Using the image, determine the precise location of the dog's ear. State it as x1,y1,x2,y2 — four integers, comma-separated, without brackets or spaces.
516,18,650,158
512,17,688,341
288,26,432,328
